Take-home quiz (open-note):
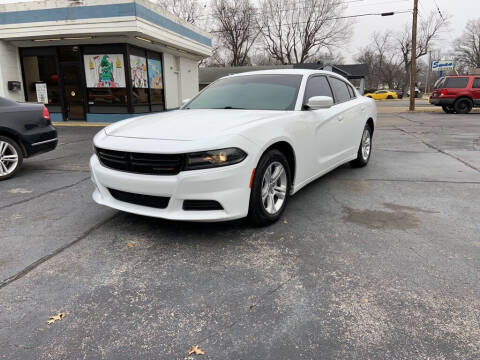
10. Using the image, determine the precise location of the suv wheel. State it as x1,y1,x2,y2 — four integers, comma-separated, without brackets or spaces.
0,136,23,181
454,98,473,114
442,105,455,114
248,149,291,226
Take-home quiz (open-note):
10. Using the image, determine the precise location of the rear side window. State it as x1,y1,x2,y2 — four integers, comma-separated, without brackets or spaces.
444,77,469,88
473,78,480,88
329,77,351,103
304,76,333,101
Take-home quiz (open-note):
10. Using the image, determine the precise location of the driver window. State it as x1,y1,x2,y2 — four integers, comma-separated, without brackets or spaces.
304,76,334,103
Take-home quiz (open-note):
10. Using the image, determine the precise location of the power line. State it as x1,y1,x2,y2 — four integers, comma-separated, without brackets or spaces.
209,10,412,33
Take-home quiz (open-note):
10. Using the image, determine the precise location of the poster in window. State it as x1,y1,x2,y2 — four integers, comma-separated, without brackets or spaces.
84,54,126,88
35,83,48,104
130,55,148,88
148,59,163,89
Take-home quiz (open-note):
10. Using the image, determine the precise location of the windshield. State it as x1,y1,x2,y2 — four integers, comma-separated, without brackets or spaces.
185,74,303,111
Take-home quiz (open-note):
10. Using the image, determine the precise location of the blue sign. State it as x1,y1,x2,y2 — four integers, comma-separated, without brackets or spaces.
432,60,454,72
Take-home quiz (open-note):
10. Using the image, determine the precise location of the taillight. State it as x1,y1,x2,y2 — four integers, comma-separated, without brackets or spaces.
42,106,51,125
440,89,448,96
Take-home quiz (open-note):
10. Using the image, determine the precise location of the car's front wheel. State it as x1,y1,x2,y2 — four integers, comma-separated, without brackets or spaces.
0,136,23,181
248,149,291,226
351,124,372,168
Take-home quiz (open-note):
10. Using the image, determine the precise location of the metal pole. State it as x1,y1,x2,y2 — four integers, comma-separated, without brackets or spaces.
409,0,418,111
425,51,431,94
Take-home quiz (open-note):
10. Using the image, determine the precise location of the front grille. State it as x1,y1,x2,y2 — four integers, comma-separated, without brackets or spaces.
183,200,224,211
96,147,183,175
108,188,170,209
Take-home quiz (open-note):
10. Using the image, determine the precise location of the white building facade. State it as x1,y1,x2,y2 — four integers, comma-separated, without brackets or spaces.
0,0,212,122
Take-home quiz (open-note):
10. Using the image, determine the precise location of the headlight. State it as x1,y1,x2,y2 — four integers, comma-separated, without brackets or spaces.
185,148,247,170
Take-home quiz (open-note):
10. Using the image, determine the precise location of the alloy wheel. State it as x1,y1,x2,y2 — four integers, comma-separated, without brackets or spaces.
0,140,19,177
261,161,287,215
361,128,371,161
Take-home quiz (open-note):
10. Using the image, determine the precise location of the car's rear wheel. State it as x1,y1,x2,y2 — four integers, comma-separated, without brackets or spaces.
0,136,23,181
248,149,291,226
387,95,393,99
351,124,372,168
442,105,455,114
454,98,473,114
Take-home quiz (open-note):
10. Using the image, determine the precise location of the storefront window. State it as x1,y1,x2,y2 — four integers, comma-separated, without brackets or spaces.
22,55,60,105
130,55,149,105
148,58,164,106
84,54,128,105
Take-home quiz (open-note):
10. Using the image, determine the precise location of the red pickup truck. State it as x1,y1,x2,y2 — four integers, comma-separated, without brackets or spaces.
429,75,480,114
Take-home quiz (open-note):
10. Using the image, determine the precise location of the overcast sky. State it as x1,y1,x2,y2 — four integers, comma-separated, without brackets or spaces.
0,0,476,63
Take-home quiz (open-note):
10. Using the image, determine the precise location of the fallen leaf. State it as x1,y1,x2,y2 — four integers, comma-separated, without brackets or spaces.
127,242,135,248
188,345,205,355
360,297,368,304
47,312,66,325
283,219,288,224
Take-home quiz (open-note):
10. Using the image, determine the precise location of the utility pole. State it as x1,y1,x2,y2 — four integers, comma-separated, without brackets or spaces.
409,0,418,111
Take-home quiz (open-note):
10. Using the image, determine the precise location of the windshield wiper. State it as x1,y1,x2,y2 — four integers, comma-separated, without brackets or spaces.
221,106,245,109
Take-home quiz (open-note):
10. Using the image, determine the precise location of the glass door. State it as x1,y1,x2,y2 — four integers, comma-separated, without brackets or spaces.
61,63,86,120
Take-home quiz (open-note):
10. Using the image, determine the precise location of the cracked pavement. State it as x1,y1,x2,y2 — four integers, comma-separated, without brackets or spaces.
0,110,479,359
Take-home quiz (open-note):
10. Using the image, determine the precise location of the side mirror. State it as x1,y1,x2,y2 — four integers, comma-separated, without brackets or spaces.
305,96,333,110
181,98,191,108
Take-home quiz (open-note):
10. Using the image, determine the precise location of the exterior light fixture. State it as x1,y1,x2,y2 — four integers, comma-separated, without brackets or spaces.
33,38,61,42
135,36,152,43
64,36,93,40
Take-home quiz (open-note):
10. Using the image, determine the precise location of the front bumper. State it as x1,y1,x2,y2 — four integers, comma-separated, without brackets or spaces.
90,154,253,221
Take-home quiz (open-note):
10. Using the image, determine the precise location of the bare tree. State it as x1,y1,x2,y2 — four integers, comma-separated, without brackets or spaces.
454,18,480,70
211,0,260,66
396,10,447,90
155,0,204,24
258,0,350,64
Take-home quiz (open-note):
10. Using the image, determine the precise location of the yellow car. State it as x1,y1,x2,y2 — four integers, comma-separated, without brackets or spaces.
364,90,398,100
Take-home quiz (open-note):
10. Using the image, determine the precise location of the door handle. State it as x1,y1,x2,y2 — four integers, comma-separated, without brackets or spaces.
361,106,366,111
338,115,344,121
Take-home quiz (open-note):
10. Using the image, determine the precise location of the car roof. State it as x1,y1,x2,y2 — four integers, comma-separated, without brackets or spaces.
224,68,345,79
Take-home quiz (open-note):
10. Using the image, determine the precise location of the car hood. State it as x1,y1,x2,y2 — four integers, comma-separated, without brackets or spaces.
105,109,287,141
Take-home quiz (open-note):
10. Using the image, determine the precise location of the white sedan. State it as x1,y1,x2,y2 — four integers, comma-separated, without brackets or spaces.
90,69,376,225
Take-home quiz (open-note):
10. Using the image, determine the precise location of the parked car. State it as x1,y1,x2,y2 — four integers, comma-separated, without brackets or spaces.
364,90,398,100
0,97,57,180
430,75,480,114
407,87,421,98
90,70,376,225
395,90,404,99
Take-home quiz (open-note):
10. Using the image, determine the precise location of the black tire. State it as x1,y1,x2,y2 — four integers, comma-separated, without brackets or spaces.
351,124,372,168
248,149,291,226
0,136,23,181
442,105,455,114
387,95,393,99
454,98,473,114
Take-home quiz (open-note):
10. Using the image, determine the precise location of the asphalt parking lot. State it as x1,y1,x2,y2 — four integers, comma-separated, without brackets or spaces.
1,105,479,359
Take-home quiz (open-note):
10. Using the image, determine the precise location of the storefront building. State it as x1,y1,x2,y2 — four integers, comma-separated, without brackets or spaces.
0,0,212,122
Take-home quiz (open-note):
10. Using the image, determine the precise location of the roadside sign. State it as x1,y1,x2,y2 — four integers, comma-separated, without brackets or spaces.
35,83,48,104
432,60,454,72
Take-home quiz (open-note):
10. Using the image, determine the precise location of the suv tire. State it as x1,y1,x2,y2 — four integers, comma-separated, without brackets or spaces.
454,98,473,114
442,105,455,114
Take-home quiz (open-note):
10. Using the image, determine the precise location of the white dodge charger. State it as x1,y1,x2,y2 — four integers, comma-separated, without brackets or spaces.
90,69,376,225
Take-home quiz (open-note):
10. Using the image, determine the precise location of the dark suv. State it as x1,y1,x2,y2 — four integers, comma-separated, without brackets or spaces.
430,75,480,114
